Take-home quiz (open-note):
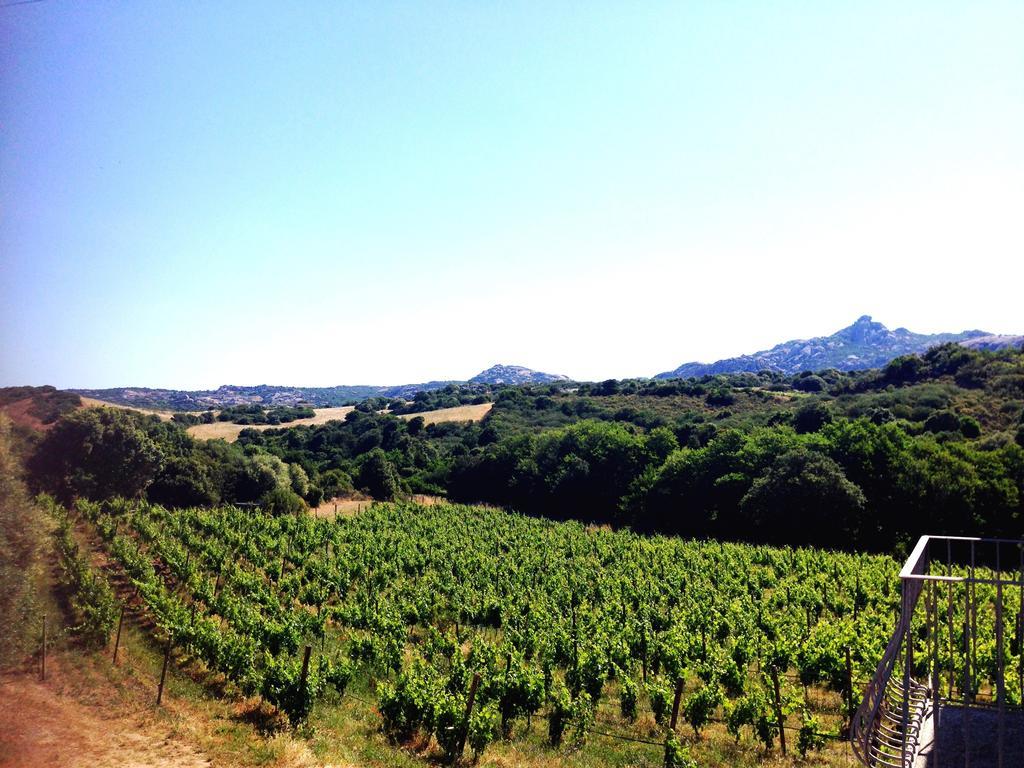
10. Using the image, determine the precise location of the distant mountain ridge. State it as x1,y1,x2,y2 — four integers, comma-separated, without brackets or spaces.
64,320,1024,410
73,364,570,411
655,316,996,379
959,334,1024,352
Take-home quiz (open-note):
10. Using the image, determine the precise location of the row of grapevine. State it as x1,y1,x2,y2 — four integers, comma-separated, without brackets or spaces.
70,497,1023,763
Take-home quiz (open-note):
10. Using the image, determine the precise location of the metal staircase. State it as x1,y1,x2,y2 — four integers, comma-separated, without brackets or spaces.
852,536,1024,768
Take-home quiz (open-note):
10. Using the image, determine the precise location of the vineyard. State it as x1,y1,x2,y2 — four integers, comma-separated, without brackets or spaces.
54,497,1024,766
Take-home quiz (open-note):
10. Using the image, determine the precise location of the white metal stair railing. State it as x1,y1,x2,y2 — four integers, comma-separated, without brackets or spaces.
852,535,1024,768
853,630,930,767
852,537,929,768
868,676,931,767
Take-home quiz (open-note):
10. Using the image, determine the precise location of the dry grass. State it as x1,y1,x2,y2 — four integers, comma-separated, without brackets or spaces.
397,402,493,425
186,406,356,442
80,396,176,421
0,396,51,432
311,494,449,519
187,403,492,442
306,672,864,768
310,496,375,518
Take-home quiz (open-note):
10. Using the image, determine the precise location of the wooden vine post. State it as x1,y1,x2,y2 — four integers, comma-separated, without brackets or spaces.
845,646,855,727
113,604,126,664
669,677,685,731
770,668,786,756
456,672,481,758
157,632,173,705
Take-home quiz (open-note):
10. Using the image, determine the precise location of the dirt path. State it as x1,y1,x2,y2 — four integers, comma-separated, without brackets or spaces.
0,659,211,768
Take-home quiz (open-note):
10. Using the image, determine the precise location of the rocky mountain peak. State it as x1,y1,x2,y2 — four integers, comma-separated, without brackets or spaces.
470,365,571,386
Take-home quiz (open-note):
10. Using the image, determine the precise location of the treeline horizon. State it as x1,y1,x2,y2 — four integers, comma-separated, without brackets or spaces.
16,343,1024,554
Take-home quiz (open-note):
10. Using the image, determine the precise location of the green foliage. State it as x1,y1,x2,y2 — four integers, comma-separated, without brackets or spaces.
797,710,827,756
793,400,832,433
390,384,493,415
569,690,595,745
322,655,354,695
357,449,400,500
663,731,697,768
619,672,639,722
683,682,723,736
260,486,306,516
547,677,572,746
648,679,671,725
261,651,324,724
49,499,118,646
793,374,827,393
0,416,45,665
924,409,962,434
216,404,316,425
378,659,439,740
67,494,1024,764
468,702,499,758
494,653,544,736
216,343,1024,550
30,407,164,501
739,448,866,545
726,691,760,742
148,454,219,507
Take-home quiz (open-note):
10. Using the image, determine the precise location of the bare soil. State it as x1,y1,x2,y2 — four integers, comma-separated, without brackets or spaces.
0,658,211,768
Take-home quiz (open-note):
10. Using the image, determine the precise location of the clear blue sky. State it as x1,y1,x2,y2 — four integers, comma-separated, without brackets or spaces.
2,1,1022,388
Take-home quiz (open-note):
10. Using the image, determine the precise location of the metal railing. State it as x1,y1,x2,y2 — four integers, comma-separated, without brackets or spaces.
852,536,1024,768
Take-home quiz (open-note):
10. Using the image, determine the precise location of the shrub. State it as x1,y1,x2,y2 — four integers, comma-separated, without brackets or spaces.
923,410,961,433
683,682,723,736
663,731,697,767
547,678,572,746
798,710,827,756
260,486,306,516
619,673,638,722
468,703,500,759
648,679,671,725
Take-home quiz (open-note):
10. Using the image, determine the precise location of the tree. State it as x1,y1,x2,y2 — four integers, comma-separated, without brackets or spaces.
319,468,354,499
739,448,866,546
148,454,219,507
924,410,961,434
233,451,291,502
793,400,832,434
793,375,827,393
288,463,310,497
359,449,400,500
884,355,924,385
645,427,679,463
29,408,164,501
261,485,306,515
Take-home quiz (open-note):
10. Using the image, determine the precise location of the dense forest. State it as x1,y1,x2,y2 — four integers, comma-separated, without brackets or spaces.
21,343,1024,553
